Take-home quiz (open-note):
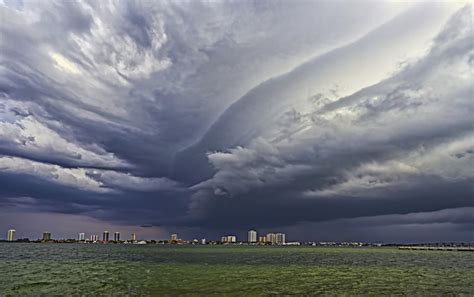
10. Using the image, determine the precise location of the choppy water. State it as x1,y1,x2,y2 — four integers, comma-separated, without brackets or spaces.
1,243,473,296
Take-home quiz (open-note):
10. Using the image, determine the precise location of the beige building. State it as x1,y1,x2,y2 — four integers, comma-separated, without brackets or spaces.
7,229,15,241
248,230,257,243
275,233,286,245
266,233,276,244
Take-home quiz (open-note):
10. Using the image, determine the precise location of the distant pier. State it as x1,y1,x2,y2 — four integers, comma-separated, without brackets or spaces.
399,246,474,252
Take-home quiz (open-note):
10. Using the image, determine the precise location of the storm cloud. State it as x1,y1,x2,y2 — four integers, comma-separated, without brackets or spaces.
0,0,472,242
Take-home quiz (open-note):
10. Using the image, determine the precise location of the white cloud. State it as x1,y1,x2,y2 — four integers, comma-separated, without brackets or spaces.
87,170,180,192
0,156,108,192
50,52,81,75
0,99,127,168
0,156,181,193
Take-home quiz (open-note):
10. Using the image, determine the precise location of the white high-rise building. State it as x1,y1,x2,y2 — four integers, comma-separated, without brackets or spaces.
7,229,15,241
91,234,98,242
266,233,276,244
221,236,228,243
248,230,257,243
275,233,286,245
78,233,85,241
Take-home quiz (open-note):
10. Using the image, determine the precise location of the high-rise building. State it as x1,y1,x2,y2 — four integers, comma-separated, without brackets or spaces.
78,233,85,241
248,230,257,243
201,238,206,245
266,233,276,244
114,232,120,242
91,234,98,242
42,232,51,241
275,233,286,245
221,236,227,243
227,235,236,243
171,233,178,241
131,233,136,242
258,236,266,243
7,229,16,241
103,231,109,242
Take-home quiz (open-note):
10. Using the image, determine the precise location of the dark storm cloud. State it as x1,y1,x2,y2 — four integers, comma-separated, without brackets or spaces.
0,0,472,241
0,169,190,228
189,176,474,228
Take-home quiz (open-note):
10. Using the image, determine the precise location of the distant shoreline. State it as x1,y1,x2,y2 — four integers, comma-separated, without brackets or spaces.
1,241,473,252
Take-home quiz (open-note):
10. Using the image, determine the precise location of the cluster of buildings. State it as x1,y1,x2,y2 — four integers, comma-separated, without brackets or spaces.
4,229,139,244
80,231,138,243
4,229,473,248
221,230,287,245
169,231,288,246
4,228,288,245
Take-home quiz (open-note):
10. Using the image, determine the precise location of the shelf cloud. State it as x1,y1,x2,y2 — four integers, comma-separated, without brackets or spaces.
0,0,472,242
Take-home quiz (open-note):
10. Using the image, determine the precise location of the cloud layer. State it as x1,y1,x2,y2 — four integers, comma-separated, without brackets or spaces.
0,0,472,241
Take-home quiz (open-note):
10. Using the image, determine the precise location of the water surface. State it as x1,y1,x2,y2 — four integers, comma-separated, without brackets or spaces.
1,243,473,296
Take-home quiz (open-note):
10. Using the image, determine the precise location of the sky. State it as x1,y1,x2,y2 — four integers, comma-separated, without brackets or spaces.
0,0,472,243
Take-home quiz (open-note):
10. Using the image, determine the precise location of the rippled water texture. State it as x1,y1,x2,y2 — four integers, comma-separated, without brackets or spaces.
1,243,473,296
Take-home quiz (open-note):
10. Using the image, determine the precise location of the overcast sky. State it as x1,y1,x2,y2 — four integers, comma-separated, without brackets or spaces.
0,0,472,242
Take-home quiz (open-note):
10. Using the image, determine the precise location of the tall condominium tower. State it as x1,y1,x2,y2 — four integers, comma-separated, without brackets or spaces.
42,232,51,241
114,232,120,242
266,233,276,244
78,233,85,241
7,229,16,241
171,233,178,241
131,233,136,242
275,233,286,245
248,230,257,243
103,231,109,242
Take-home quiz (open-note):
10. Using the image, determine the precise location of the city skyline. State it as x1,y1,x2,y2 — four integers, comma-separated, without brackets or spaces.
3,228,292,243
2,220,474,243
0,1,473,243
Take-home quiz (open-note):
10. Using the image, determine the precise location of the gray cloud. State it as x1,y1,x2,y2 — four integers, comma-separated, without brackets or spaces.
187,4,474,232
0,1,472,241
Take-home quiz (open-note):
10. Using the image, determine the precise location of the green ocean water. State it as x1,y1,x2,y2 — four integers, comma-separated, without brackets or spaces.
0,243,473,296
